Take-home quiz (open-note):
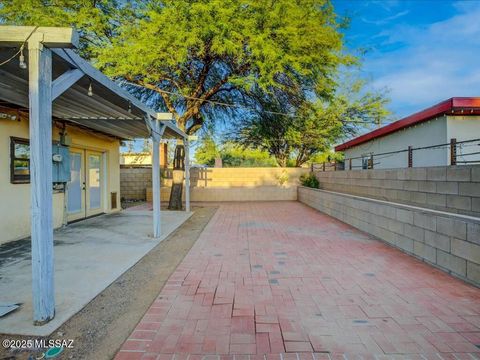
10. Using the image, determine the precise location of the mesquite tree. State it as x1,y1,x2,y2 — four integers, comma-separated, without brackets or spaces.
232,80,390,167
1,0,352,205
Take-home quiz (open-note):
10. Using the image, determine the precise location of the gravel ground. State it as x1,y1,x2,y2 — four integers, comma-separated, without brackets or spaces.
0,205,217,360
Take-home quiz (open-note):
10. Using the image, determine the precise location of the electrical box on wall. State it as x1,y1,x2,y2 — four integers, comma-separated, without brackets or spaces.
52,143,71,183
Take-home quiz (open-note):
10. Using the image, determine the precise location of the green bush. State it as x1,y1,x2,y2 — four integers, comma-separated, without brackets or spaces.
300,173,319,188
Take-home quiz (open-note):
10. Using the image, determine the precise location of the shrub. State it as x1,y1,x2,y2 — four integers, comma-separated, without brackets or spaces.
300,173,319,188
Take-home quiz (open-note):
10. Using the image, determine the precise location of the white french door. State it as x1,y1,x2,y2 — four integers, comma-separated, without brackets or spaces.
67,148,104,222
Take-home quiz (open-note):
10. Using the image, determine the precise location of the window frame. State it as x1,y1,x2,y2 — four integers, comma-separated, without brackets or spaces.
10,137,31,184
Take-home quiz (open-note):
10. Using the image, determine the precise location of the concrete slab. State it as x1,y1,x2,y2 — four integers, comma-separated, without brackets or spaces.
0,210,192,336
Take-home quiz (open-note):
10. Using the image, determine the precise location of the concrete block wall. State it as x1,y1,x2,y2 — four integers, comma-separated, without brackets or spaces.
120,165,152,200
122,167,308,202
146,186,299,202
146,167,308,202
313,165,480,218
298,186,480,286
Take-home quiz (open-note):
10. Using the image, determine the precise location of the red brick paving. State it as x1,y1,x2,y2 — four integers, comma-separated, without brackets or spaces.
116,202,480,359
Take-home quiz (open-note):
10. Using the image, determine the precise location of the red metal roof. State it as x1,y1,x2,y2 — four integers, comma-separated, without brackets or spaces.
335,97,480,151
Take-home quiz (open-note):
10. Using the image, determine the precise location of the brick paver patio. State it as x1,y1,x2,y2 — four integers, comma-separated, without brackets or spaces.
116,202,480,359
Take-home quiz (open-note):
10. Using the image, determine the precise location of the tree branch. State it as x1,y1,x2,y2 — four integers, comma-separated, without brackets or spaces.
126,76,179,120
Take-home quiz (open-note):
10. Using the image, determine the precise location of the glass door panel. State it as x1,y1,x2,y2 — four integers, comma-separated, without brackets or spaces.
86,151,103,217
67,149,85,221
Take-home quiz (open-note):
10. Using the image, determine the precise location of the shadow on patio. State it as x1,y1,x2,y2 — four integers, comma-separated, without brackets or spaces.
0,210,191,336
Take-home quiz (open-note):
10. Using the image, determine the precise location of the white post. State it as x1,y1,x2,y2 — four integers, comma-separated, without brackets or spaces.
152,132,161,238
151,120,164,238
185,139,190,212
29,35,55,324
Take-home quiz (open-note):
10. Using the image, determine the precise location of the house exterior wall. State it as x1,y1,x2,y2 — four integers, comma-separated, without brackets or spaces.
343,116,448,169
446,115,480,165
0,117,121,245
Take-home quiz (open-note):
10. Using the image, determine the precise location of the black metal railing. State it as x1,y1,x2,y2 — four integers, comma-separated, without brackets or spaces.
312,138,480,172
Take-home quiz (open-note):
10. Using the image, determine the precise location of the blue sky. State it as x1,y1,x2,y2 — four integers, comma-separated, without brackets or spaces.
333,0,480,119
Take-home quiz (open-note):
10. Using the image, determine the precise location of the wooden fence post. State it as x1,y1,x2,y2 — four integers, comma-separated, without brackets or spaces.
369,154,374,169
450,138,457,165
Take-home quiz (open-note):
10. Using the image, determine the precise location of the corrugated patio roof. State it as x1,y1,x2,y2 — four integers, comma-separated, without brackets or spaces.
335,97,480,151
0,45,185,140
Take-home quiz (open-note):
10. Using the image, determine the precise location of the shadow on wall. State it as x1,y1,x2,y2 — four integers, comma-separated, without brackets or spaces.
123,167,310,202
161,167,306,188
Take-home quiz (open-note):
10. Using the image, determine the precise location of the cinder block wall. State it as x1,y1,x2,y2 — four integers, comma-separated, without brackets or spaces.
120,165,152,200
121,167,308,202
314,165,480,217
298,186,480,286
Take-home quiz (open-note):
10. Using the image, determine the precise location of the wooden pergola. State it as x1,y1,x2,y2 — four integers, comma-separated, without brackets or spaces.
0,26,191,325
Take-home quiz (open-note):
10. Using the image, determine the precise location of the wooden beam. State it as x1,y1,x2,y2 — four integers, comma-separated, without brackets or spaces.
156,112,173,120
51,69,84,100
0,26,79,48
52,49,187,140
28,34,55,325
151,120,166,238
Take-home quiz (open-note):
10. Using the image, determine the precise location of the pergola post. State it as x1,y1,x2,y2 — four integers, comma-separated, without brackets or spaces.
151,120,165,238
185,139,191,212
28,34,55,325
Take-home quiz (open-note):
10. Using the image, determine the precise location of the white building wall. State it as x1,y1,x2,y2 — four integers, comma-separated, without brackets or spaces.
343,116,448,169
446,116,480,165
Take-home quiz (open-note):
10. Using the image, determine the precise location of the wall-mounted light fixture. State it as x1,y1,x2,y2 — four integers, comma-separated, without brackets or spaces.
87,80,93,97
18,45,27,69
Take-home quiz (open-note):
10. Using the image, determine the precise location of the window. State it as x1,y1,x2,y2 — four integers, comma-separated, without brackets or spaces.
10,137,30,183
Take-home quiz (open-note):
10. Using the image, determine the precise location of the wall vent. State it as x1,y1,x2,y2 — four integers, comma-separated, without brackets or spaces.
111,192,117,209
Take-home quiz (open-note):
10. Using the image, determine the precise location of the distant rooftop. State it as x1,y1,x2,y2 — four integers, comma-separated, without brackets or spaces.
335,97,480,151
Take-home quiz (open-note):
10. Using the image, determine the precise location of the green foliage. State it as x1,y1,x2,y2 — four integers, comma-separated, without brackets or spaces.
300,173,319,188
232,77,390,167
0,0,138,57
97,0,350,132
308,150,344,164
221,144,277,167
194,135,276,167
1,0,351,134
194,135,220,166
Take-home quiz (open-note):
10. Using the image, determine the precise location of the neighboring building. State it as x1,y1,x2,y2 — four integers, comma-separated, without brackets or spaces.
121,152,153,165
120,143,169,166
335,97,480,169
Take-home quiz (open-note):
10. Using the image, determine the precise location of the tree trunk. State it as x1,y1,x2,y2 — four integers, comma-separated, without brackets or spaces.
168,144,185,210
275,155,287,167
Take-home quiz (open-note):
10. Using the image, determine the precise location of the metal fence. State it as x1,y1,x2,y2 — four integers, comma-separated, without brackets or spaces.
312,138,480,172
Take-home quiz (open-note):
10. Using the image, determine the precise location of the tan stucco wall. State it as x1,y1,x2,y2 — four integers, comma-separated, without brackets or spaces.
144,167,309,202
0,117,121,245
